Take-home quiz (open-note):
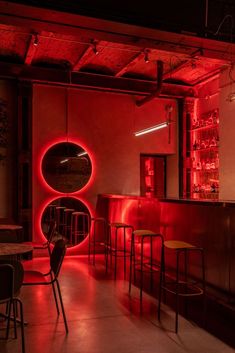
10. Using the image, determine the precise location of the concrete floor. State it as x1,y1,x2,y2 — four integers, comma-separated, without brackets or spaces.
1,255,235,353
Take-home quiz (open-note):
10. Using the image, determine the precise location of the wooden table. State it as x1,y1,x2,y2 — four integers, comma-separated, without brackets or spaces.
0,243,33,257
0,224,24,243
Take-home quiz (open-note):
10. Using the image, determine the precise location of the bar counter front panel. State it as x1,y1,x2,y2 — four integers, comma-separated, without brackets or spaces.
97,194,235,300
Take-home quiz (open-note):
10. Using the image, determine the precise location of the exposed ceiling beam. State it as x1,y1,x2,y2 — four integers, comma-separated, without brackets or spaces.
73,40,99,71
115,50,145,77
24,33,39,65
0,1,234,62
73,43,96,72
163,60,191,80
0,60,194,98
192,68,222,87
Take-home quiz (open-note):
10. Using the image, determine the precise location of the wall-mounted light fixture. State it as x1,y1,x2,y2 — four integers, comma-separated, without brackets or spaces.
134,121,168,137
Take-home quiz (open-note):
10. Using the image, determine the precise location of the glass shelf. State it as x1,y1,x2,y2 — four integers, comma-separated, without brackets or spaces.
187,168,218,173
189,146,218,153
189,123,219,132
183,105,219,201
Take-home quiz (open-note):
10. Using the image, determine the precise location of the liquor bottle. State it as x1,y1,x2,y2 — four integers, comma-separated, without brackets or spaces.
210,137,216,147
215,154,219,169
193,140,197,150
196,161,202,170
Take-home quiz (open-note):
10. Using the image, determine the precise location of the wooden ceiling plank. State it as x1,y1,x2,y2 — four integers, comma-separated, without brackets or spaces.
115,50,144,77
73,44,95,71
163,60,191,80
24,33,38,65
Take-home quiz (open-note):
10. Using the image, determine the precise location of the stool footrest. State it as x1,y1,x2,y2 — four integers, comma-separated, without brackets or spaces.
162,281,204,296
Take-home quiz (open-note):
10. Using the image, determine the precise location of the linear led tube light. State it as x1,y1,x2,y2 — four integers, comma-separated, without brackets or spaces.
77,151,88,157
134,121,168,137
60,158,69,164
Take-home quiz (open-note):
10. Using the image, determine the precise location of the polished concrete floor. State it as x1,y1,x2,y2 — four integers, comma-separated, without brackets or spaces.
1,255,235,353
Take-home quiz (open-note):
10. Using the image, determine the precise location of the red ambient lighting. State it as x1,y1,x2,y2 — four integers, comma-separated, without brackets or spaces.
38,137,95,194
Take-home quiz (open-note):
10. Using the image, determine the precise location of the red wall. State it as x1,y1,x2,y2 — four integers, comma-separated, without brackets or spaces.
32,84,177,254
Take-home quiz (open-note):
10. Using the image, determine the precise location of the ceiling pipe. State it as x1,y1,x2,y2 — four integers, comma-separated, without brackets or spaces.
136,60,163,107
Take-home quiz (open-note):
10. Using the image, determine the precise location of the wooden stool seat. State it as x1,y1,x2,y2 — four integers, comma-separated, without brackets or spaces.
164,240,196,249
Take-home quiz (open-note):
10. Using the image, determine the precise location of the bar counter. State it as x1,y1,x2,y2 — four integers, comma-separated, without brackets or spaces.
96,194,235,303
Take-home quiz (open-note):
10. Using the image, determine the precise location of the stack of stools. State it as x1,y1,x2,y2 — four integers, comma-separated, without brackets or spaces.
129,230,164,303
71,211,90,245
107,222,133,279
159,240,206,333
88,217,108,265
62,208,74,241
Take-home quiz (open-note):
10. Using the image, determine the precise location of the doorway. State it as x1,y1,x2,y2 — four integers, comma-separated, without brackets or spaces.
140,154,166,198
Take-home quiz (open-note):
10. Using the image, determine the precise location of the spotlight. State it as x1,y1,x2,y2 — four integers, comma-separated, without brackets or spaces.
33,34,39,47
92,41,99,55
144,50,150,63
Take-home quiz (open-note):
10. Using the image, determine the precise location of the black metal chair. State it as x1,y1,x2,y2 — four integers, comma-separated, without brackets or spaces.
0,262,25,353
22,239,68,333
31,220,57,255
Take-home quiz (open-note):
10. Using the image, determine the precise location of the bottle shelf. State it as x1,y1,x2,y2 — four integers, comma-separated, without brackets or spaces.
192,192,219,195
189,123,219,132
184,106,219,200
189,146,218,153
188,168,218,173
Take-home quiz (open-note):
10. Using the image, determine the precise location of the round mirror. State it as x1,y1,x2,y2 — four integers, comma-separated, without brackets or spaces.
41,197,91,247
42,142,92,193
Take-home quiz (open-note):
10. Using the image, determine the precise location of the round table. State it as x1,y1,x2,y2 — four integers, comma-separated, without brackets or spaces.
0,243,33,257
0,225,24,243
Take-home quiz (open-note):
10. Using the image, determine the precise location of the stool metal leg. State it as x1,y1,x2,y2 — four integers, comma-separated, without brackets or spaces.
124,228,126,278
140,238,144,302
129,232,134,293
150,235,153,291
175,250,180,333
114,228,118,279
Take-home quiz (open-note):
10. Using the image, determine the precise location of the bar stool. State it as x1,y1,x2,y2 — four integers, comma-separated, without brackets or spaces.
88,217,108,265
159,240,206,333
71,212,90,245
107,222,133,279
62,208,74,241
55,206,66,235
43,204,57,225
129,230,164,303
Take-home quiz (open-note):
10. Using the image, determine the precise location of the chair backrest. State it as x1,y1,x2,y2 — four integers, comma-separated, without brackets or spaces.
0,260,24,297
47,220,57,244
50,239,67,277
0,264,14,302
